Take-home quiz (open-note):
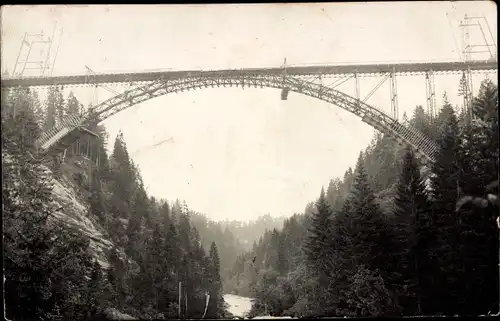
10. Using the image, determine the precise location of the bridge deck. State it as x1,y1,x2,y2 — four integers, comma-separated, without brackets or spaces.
2,60,497,88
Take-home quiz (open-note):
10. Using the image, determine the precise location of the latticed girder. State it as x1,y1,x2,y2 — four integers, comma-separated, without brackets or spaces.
36,74,439,162
38,112,84,149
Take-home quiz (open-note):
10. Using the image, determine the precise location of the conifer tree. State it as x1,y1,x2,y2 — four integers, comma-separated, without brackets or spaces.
429,102,462,315
137,224,165,312
390,147,432,315
206,241,224,318
126,182,148,262
30,90,45,129
347,154,393,275
410,105,431,138
304,187,333,267
109,132,135,220
44,86,63,130
66,91,82,115
277,233,289,275
326,178,341,209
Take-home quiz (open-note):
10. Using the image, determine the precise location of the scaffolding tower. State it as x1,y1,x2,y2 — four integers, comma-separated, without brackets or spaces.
12,23,62,78
459,14,496,121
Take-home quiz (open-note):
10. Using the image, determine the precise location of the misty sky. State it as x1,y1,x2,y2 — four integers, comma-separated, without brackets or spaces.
1,3,497,221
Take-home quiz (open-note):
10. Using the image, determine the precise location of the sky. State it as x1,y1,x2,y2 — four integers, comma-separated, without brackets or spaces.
1,2,497,221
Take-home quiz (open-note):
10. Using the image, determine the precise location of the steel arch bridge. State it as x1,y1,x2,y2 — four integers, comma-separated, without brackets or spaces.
29,72,441,163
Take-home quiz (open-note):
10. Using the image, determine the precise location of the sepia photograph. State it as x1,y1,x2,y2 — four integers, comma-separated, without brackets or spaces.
1,2,498,320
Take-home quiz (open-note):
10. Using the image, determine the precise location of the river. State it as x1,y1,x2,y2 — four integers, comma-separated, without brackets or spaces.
223,294,253,318
223,294,295,319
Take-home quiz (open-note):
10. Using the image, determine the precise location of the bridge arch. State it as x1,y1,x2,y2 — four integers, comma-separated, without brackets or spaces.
38,73,439,162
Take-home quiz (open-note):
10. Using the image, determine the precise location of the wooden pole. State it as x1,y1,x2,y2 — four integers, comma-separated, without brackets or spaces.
202,292,210,319
178,281,182,319
88,136,92,191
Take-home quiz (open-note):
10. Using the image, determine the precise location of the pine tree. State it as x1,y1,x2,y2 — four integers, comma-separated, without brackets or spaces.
66,91,82,115
109,132,135,221
55,86,66,125
410,105,431,138
304,187,333,267
277,232,289,275
44,86,63,130
137,224,165,312
429,102,462,315
30,90,45,129
348,154,393,274
389,147,432,315
206,241,223,318
160,200,171,229
322,197,357,315
126,181,148,262
179,211,193,253
161,220,182,317
2,89,41,151
326,178,341,209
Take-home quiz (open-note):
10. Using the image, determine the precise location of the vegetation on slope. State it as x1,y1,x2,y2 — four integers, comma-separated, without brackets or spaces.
2,87,231,320
3,78,497,319
228,79,499,317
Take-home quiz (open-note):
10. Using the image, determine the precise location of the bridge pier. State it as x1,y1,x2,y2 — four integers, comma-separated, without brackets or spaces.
389,67,399,120
354,72,360,106
425,71,436,121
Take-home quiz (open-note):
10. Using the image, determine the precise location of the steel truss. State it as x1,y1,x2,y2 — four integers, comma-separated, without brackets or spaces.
37,73,439,163
2,60,497,88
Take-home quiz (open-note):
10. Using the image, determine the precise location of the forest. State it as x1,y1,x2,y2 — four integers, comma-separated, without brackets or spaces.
228,78,499,317
2,86,244,320
2,77,499,319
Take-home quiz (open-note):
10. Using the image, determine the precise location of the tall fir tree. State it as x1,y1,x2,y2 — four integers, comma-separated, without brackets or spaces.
206,241,224,318
429,101,463,315
44,86,64,130
109,132,136,221
389,147,432,315
303,187,333,267
347,154,394,275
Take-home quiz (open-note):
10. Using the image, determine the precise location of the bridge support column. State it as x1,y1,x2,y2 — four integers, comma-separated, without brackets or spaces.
425,71,436,121
281,58,289,100
354,72,360,106
466,65,474,122
390,67,399,120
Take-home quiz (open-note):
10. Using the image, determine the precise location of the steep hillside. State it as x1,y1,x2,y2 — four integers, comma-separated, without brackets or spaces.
47,156,123,269
3,83,230,319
